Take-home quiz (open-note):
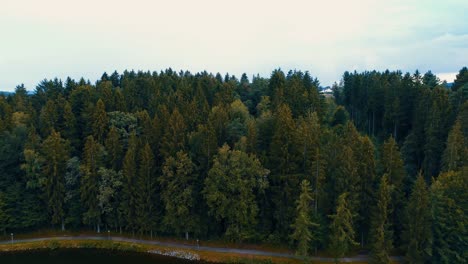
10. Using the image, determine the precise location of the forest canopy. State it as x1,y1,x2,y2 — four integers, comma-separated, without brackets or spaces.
0,67,467,262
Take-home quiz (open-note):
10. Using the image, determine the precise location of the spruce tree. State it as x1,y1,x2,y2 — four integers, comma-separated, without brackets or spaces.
381,136,405,244
329,192,358,260
270,104,296,174
92,99,108,143
442,120,466,172
80,136,103,232
370,174,393,264
135,143,155,235
161,108,186,159
121,131,138,233
0,192,8,235
105,126,123,170
357,135,376,246
41,130,70,229
403,172,432,264
290,179,318,257
431,170,468,263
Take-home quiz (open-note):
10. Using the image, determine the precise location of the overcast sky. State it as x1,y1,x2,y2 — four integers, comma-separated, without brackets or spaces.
1,0,467,91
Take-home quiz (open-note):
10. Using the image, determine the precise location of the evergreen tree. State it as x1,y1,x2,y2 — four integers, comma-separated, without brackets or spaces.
121,131,138,232
329,192,358,260
135,143,155,235
41,130,70,229
161,108,186,159
442,120,466,172
0,192,8,235
357,135,376,246
64,157,82,228
80,136,103,232
381,136,405,244
160,151,197,239
403,172,432,264
431,169,468,263
105,126,123,170
290,179,318,257
92,99,108,143
270,103,297,174
370,174,393,264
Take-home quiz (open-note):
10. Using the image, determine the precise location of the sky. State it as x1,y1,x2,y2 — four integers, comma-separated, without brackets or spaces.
0,0,467,91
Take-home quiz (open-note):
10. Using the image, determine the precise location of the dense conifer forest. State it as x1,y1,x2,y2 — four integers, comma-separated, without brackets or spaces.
0,67,466,262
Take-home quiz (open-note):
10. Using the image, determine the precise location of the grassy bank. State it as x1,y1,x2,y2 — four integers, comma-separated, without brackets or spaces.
0,238,378,264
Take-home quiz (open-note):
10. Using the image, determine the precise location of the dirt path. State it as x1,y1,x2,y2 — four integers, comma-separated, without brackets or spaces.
0,236,402,263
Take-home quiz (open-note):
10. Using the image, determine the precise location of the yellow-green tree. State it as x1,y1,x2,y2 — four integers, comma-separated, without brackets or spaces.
290,179,319,257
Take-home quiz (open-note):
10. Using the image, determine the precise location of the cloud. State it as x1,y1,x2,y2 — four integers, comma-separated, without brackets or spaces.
0,0,467,90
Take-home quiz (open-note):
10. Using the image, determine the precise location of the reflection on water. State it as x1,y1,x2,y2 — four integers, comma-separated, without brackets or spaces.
0,248,201,264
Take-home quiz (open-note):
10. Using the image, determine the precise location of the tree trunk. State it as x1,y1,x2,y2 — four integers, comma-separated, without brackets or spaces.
97,223,100,233
61,219,65,231
185,231,189,240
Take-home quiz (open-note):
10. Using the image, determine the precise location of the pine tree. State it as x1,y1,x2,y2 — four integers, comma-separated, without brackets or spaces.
403,172,432,264
39,99,58,136
62,101,77,142
105,126,123,170
41,130,70,229
135,143,155,235
431,170,468,263
290,180,318,257
270,103,297,174
370,174,393,264
296,111,320,174
356,135,376,247
329,192,358,260
121,131,138,232
80,136,103,232
92,99,108,143
161,108,186,159
381,136,405,244
0,192,8,235
160,151,197,239
442,120,466,172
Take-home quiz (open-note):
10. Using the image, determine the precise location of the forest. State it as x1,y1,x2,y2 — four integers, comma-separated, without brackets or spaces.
0,67,466,263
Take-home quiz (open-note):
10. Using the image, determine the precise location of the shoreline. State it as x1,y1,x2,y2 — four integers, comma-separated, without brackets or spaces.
0,236,402,263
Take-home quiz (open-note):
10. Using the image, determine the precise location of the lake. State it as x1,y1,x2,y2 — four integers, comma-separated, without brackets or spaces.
0,248,200,264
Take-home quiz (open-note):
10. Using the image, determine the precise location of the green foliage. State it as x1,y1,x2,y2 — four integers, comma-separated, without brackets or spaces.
290,180,319,257
160,151,197,237
328,193,358,259
92,99,108,143
0,67,466,256
403,172,432,264
80,136,104,229
161,108,186,159
431,169,468,263
135,143,156,234
370,174,393,264
121,131,138,232
442,120,466,172
0,192,8,234
41,130,70,226
204,145,269,242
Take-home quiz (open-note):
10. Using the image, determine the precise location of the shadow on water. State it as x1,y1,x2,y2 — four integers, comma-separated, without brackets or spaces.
0,248,204,264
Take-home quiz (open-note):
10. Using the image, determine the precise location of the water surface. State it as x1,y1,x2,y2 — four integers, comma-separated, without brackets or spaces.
0,248,198,264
